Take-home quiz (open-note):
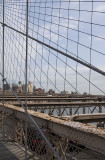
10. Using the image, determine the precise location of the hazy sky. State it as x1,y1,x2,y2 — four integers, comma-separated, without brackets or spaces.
0,0,105,94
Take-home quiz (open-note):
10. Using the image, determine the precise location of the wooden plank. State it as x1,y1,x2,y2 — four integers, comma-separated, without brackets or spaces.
0,141,39,160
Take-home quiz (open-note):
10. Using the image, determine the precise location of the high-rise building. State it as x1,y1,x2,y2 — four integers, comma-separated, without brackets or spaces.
28,81,33,93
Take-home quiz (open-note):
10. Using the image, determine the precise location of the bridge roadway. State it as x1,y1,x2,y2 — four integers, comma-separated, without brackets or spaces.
6,101,105,107
0,103,105,158
5,101,105,117
0,96,105,102
61,113,105,123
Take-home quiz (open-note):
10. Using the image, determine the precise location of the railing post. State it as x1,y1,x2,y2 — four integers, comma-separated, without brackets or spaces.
99,105,102,113
25,0,29,159
83,106,86,114
98,105,103,127
70,107,72,116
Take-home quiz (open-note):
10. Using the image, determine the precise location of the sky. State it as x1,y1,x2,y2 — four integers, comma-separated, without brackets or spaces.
0,0,105,95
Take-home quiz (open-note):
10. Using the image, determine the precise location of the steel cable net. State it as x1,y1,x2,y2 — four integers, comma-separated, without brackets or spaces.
0,0,105,160
2,0,105,95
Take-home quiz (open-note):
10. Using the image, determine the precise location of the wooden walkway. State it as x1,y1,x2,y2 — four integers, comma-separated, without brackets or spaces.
0,130,38,160
0,141,39,160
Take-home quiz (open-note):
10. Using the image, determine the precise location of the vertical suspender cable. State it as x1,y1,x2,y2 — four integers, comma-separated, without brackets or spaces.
25,0,29,159
89,0,93,94
2,0,5,141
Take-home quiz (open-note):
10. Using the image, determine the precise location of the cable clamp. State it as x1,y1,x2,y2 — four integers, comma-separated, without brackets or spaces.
2,78,6,82
2,23,6,27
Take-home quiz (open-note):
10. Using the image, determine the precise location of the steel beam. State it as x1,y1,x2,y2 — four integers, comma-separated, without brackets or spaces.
63,113,105,123
0,97,105,102
6,101,105,106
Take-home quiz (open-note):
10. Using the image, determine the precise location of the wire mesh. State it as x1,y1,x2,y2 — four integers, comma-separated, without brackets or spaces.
0,0,105,160
0,0,105,94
